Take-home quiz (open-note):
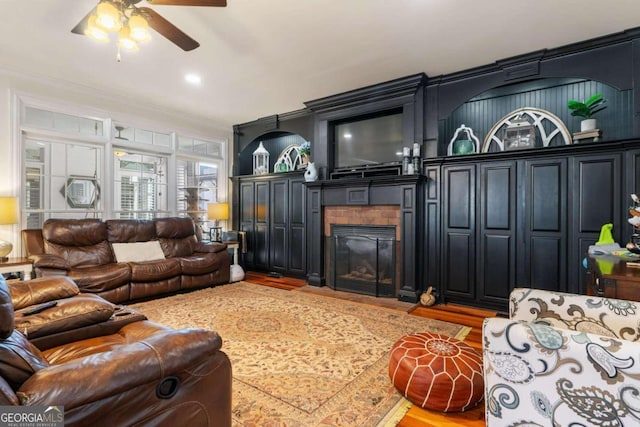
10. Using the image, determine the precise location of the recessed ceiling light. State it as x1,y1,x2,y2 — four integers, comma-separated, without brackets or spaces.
185,73,202,85
343,133,352,139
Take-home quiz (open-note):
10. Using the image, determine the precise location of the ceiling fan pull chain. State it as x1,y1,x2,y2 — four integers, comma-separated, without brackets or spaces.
116,44,122,62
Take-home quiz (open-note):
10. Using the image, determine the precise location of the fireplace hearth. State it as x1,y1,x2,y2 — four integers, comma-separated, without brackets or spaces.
329,225,397,297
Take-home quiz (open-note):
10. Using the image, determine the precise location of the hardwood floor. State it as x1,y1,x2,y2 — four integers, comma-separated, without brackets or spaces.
243,271,493,426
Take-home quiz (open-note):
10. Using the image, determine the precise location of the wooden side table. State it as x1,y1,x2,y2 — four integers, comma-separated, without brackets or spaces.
587,255,640,301
0,257,34,281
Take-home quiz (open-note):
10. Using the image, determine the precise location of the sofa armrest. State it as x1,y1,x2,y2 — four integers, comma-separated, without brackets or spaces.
195,241,227,254
10,277,79,310
509,288,640,340
28,254,70,271
0,376,18,405
483,317,640,425
17,328,222,409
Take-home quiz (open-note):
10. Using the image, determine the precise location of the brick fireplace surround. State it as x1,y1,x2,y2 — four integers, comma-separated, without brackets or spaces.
324,206,401,240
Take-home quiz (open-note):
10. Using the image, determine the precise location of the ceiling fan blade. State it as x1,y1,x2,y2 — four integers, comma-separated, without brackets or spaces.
146,0,226,6
139,7,200,51
71,7,97,35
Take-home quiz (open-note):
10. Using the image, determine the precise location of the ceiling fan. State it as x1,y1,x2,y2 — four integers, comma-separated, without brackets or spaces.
72,0,227,52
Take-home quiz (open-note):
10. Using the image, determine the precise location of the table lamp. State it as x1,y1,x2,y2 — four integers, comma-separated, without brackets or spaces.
208,202,229,242
0,197,18,262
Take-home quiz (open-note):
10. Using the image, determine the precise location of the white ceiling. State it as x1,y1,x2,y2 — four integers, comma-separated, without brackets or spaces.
1,0,639,129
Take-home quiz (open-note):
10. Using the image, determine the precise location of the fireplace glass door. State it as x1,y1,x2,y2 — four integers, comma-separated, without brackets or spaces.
330,225,396,297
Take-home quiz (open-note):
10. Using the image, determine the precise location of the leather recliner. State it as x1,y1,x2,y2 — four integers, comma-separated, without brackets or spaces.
0,276,232,426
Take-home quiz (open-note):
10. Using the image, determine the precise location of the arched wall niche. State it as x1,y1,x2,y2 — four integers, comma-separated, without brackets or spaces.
238,131,309,175
425,30,640,156
438,77,633,155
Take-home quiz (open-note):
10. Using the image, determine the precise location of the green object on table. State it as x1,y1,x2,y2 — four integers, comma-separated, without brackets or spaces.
596,223,615,245
595,258,614,275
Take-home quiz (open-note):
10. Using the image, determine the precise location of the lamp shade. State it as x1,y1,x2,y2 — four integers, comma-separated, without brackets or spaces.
0,197,18,225
208,203,229,221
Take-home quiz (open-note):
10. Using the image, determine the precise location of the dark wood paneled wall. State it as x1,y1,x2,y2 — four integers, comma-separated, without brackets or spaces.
231,27,640,310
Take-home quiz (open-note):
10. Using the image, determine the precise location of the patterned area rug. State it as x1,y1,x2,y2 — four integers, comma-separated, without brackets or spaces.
130,282,468,426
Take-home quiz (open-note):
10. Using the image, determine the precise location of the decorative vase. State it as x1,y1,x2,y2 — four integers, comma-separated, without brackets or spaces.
304,162,318,182
453,139,474,155
301,155,309,165
581,118,596,132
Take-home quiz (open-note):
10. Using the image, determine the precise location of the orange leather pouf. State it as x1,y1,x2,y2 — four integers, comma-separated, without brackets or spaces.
388,332,484,412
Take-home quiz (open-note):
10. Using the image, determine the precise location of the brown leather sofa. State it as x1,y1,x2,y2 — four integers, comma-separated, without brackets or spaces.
23,217,231,303
0,275,232,426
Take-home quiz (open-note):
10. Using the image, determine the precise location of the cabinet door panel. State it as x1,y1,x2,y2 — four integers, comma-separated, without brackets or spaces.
531,164,562,231
270,225,287,271
289,226,305,274
239,182,255,268
255,223,269,269
479,162,516,306
255,182,270,269
482,234,512,299
445,233,474,296
289,179,306,275
446,168,474,229
570,153,621,294
531,237,562,290
443,165,475,300
270,180,288,273
483,166,513,230
521,158,567,291
575,157,620,233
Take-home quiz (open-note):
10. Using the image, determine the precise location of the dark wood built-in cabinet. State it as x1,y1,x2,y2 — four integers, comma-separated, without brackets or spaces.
234,172,306,277
232,27,640,311
427,145,631,311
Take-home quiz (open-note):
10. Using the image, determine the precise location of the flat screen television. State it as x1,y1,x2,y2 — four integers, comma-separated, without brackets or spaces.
333,110,403,168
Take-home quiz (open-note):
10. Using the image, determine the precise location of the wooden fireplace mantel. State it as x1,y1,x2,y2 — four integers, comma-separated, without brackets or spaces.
305,175,427,303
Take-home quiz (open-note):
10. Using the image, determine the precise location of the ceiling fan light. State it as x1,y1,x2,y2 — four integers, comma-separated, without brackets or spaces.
96,1,122,32
128,14,151,42
118,26,139,51
85,15,110,42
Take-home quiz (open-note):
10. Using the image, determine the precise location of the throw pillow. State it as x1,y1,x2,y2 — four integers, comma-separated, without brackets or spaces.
111,241,166,263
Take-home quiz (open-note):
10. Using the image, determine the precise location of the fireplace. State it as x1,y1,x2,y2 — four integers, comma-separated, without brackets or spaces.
305,175,424,303
329,225,398,297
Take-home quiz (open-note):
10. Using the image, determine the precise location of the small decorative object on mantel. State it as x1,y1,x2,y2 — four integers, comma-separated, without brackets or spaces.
412,143,421,174
503,114,536,150
297,141,311,168
402,147,411,174
447,124,479,156
304,162,318,182
567,93,607,132
572,128,602,143
252,141,269,175
273,144,305,173
482,108,571,152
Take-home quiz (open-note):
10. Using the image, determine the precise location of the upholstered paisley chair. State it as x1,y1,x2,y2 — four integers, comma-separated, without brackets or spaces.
483,288,640,426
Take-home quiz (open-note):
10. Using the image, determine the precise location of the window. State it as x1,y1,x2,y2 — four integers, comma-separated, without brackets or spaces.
23,138,103,227
113,151,168,219
177,158,221,239
19,98,229,232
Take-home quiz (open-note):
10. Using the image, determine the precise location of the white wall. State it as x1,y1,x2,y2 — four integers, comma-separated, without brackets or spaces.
0,68,234,257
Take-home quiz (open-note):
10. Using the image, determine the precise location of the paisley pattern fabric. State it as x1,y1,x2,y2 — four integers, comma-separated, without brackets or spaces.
484,288,640,426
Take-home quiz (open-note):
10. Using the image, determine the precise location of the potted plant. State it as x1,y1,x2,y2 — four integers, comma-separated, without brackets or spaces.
297,141,311,164
567,93,607,132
